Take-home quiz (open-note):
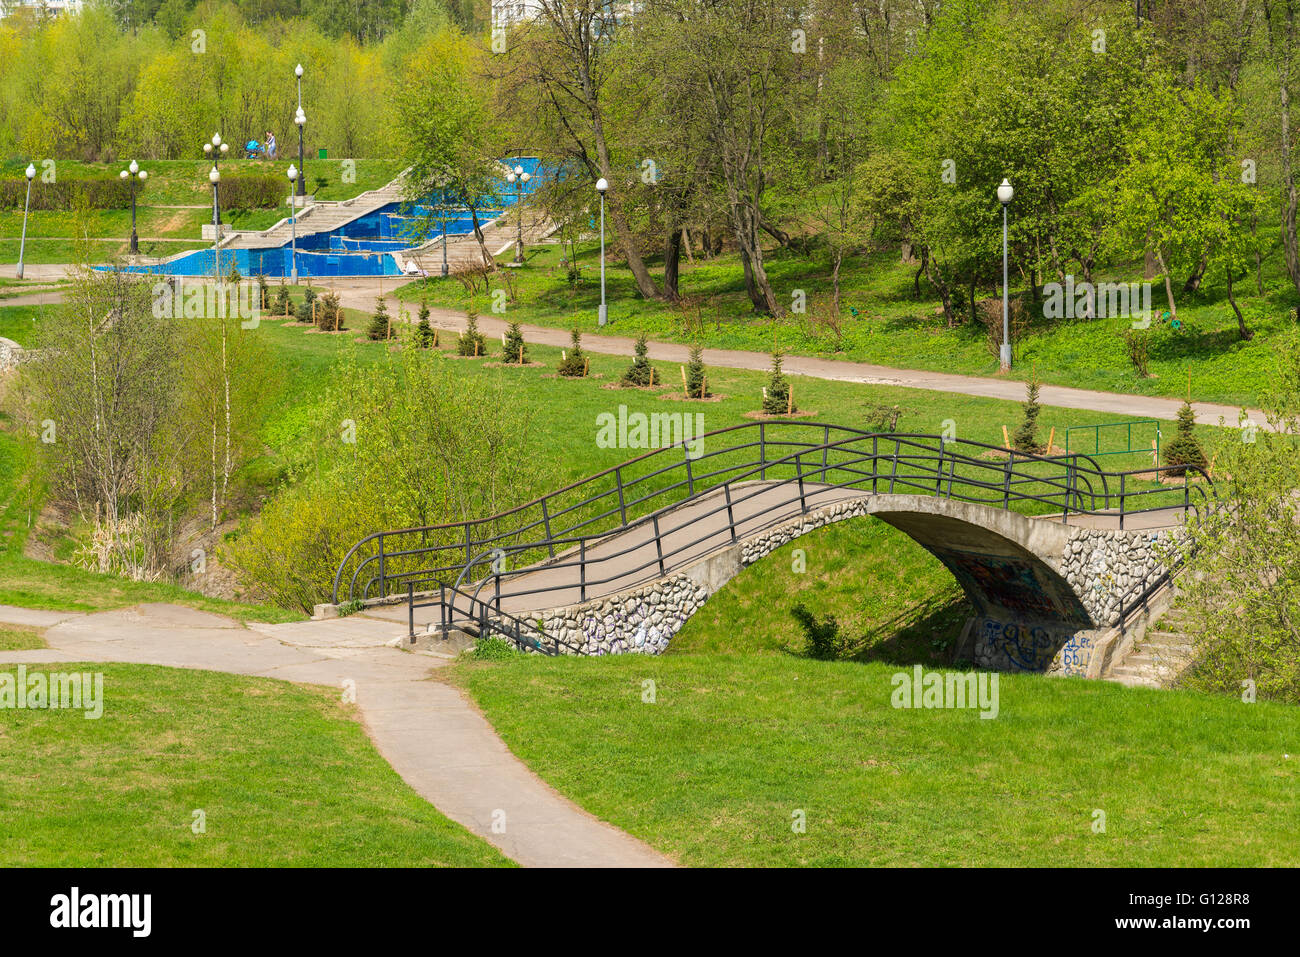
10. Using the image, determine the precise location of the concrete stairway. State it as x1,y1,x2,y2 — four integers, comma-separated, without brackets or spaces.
224,177,410,250
1107,605,1195,689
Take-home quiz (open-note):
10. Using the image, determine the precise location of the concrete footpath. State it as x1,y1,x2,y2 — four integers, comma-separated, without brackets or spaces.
0,603,671,868
332,281,1268,431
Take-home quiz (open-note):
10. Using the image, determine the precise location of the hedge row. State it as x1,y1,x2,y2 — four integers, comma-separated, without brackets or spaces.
0,177,137,210
0,174,284,211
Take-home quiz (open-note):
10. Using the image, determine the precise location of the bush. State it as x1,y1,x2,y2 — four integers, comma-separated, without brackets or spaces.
762,350,794,414
557,328,588,377
685,346,709,398
256,273,270,311
316,291,344,331
296,286,318,323
458,309,487,356
1123,328,1152,377
622,333,656,386
467,635,524,660
367,297,393,340
414,300,436,348
1163,399,1206,475
865,403,904,433
215,175,283,211
273,280,292,317
0,177,135,210
502,320,528,364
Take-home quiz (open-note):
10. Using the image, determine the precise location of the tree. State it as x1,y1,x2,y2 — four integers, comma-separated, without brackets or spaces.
685,346,709,398
622,332,655,386
1163,396,1207,475
414,299,436,348
501,1,666,302
1013,373,1044,454
296,286,318,323
762,350,795,414
368,296,393,340
274,279,292,317
1176,338,1300,702
502,320,528,364
458,309,486,356
557,327,587,377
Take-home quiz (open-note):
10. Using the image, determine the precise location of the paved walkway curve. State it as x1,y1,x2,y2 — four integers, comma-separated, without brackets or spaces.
0,603,671,868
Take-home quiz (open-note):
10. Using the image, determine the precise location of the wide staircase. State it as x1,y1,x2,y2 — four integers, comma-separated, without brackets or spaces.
224,177,410,250
1106,599,1196,689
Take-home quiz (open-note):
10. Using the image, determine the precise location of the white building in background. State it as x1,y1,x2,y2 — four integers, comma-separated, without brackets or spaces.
491,0,543,29
0,0,84,18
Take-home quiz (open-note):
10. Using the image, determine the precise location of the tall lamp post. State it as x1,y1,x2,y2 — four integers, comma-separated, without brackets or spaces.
294,106,307,200
595,177,608,326
997,178,1014,373
203,133,229,225
209,165,221,279
119,160,147,255
505,164,531,264
287,164,299,283
441,214,449,277
16,163,35,280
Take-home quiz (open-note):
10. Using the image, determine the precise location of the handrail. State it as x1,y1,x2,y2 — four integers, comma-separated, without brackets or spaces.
333,424,1212,636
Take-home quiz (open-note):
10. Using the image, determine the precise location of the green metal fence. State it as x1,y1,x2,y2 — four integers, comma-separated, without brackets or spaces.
1064,419,1162,466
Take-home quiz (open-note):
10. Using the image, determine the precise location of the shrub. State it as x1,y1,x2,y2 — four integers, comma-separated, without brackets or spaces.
296,286,318,323
467,635,524,660
865,403,904,433
414,300,436,348
256,273,270,311
316,291,344,331
1013,373,1045,454
1123,328,1152,377
273,280,292,317
215,175,283,211
762,350,794,414
0,177,135,210
458,310,487,356
502,320,528,364
1163,398,1206,475
367,297,393,340
685,346,709,398
557,328,588,377
622,333,655,386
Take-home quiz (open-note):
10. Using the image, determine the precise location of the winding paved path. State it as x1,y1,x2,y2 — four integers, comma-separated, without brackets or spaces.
0,602,671,868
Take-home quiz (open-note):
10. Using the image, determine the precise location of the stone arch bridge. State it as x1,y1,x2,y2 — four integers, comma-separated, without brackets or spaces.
330,423,1210,680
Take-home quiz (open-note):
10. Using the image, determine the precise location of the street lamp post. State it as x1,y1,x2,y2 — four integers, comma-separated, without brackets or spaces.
595,177,608,326
203,133,229,225
287,164,299,284
997,178,1014,373
16,163,35,280
119,160,147,255
210,165,221,279
441,216,449,277
294,61,307,204
505,164,531,264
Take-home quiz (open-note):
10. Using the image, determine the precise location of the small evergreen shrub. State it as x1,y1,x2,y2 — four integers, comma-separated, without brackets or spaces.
502,320,528,364
414,300,435,348
1013,373,1045,454
367,296,393,340
762,350,794,414
295,286,318,323
557,327,588,377
316,291,344,331
622,333,655,386
685,346,709,398
458,309,487,356
1163,398,1207,476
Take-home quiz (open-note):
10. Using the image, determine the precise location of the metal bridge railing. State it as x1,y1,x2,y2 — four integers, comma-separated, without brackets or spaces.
332,422,1213,653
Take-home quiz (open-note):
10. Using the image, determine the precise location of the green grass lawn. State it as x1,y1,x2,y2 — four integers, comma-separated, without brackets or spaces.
0,624,45,649
457,652,1300,866
397,241,1299,409
0,662,510,866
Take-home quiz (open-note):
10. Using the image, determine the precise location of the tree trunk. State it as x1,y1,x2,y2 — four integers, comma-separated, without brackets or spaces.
924,256,957,327
1183,252,1209,293
1154,246,1178,320
1281,73,1300,292
1226,266,1253,340
913,247,928,299
663,228,683,301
